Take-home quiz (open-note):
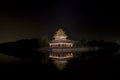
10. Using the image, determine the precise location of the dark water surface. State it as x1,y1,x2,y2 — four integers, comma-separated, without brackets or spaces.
0,49,120,80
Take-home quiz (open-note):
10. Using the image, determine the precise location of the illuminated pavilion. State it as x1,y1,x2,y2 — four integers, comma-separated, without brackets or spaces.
49,28,74,47
49,28,74,59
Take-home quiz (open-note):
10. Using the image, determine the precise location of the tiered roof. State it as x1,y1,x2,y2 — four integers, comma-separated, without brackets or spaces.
54,28,67,39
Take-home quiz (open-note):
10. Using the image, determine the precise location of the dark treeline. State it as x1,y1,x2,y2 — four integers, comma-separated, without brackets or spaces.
0,38,46,61
87,40,119,48
0,38,40,50
87,40,120,55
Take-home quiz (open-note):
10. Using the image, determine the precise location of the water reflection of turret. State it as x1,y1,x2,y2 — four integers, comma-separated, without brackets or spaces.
49,52,73,70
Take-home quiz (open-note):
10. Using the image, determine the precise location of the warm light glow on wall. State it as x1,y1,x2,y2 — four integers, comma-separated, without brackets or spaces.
55,36,67,40
49,43,73,47
49,53,73,59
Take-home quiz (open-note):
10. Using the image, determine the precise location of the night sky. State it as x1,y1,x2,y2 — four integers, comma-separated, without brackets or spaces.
0,0,120,42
